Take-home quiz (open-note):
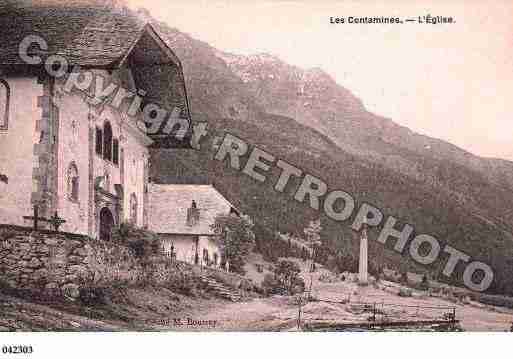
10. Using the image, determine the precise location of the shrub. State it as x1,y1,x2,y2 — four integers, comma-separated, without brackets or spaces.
111,222,161,258
292,276,306,295
477,294,513,309
0,227,18,241
374,271,382,283
253,283,265,295
318,272,338,283
79,286,106,305
273,259,304,295
261,273,285,296
75,240,146,304
398,288,413,297
166,267,198,296
400,272,409,284
86,240,145,288
419,274,430,291
142,258,199,295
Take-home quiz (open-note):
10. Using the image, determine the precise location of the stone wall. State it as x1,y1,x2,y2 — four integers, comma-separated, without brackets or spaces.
0,225,143,300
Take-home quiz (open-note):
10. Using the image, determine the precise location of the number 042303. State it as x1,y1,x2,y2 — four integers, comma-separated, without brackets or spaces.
1,345,33,354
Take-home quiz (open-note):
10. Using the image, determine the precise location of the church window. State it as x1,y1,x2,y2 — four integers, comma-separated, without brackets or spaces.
112,139,119,165
104,171,110,192
130,193,138,225
0,79,10,130
103,121,113,161
67,162,79,202
95,127,103,155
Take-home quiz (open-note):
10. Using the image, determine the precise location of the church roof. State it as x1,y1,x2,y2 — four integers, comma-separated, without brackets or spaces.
0,2,193,148
0,3,168,68
147,184,237,236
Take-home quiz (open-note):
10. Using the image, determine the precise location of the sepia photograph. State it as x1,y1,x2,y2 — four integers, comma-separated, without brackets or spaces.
0,0,512,356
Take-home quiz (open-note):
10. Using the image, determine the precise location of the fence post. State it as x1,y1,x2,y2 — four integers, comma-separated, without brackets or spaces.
381,301,384,322
451,307,456,330
297,296,302,330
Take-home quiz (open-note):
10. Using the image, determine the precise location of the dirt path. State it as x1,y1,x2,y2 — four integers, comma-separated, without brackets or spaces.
2,279,513,332
188,297,300,331
182,280,513,332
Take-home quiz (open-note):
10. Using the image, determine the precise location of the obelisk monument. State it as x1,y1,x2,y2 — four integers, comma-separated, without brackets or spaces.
358,219,368,285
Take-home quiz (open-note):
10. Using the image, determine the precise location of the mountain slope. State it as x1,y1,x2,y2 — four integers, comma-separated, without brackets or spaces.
135,14,513,293
151,20,513,227
220,50,513,191
150,113,513,294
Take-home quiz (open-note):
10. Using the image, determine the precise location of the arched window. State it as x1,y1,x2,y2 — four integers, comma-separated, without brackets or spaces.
0,79,10,130
103,171,110,192
67,162,79,202
112,138,119,165
103,121,112,161
130,193,138,225
95,127,103,155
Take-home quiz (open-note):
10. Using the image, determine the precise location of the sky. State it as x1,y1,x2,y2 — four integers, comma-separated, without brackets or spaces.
127,0,513,161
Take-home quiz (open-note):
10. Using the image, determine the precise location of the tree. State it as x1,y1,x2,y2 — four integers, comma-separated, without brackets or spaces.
211,213,255,275
326,255,339,274
401,271,409,284
303,219,322,296
304,219,322,270
277,232,303,258
420,273,430,291
274,259,304,295
301,247,308,262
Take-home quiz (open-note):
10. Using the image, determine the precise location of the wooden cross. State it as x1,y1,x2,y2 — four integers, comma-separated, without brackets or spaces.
23,206,67,232
47,211,67,232
23,205,43,231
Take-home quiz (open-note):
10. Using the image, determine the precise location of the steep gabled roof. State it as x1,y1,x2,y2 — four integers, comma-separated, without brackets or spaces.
0,4,183,69
0,3,193,148
147,184,236,236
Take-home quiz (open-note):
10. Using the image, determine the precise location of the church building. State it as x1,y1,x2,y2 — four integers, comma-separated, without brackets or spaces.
0,4,192,240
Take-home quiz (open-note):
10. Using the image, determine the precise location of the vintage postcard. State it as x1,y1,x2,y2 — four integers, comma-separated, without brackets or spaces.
0,0,512,355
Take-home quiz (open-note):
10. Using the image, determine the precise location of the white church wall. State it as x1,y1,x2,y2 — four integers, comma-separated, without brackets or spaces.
113,66,149,229
54,68,149,236
0,76,43,226
121,129,148,228
92,107,122,196
55,80,91,235
0,68,149,236
86,69,149,232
